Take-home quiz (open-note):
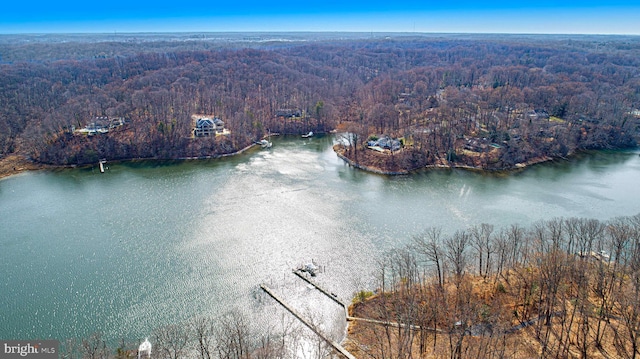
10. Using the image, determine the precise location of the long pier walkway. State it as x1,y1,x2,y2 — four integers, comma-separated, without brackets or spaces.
260,284,357,359
293,269,349,318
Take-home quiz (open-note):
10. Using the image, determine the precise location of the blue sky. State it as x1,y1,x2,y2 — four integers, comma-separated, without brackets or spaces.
1,0,639,34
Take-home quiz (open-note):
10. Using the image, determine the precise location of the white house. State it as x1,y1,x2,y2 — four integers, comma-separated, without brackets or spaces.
138,338,151,359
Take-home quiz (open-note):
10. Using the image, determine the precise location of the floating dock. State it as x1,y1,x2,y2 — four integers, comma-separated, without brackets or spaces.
260,284,356,359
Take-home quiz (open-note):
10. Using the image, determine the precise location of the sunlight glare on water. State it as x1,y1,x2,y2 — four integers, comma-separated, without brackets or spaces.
0,136,639,344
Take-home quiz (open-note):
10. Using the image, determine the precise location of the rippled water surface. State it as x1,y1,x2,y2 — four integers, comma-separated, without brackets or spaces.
1,136,639,343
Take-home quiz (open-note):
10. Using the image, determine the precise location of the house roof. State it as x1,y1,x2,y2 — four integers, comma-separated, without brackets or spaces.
196,118,214,128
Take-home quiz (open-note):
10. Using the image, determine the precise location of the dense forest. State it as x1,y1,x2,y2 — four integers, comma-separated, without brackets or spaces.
347,214,640,359
1,34,639,171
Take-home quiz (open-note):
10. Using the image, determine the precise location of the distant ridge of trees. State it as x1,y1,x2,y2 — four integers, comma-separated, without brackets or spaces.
0,35,638,168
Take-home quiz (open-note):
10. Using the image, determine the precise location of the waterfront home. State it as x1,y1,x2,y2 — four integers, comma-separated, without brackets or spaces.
194,117,225,137
194,118,214,136
276,108,302,119
75,116,125,136
367,135,401,152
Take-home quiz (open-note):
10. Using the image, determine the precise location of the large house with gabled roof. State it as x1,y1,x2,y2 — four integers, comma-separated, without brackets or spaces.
194,117,225,137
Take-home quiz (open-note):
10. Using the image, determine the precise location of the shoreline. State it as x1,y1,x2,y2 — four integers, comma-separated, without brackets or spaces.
1,139,634,181
0,155,52,181
333,149,410,175
422,155,555,173
333,145,556,175
0,142,261,181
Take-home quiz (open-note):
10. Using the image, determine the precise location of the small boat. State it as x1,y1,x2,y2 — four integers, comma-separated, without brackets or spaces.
257,139,272,148
303,263,318,276
302,131,314,138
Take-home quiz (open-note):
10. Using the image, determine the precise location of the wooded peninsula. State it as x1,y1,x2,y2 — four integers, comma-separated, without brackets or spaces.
1,33,639,177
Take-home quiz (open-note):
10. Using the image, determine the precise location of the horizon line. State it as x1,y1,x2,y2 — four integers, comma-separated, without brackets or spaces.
2,31,639,36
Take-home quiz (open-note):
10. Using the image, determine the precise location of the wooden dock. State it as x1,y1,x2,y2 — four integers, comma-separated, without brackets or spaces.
260,284,357,359
292,270,444,334
293,269,349,318
293,269,345,306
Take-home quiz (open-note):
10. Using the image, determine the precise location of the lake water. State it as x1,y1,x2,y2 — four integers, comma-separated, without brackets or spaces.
1,135,639,344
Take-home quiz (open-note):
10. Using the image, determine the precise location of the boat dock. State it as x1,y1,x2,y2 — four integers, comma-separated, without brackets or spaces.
262,267,443,358
260,284,357,359
99,159,107,173
293,269,349,318
292,269,446,334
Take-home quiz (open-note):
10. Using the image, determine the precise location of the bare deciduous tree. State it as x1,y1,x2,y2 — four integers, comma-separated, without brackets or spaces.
412,227,445,287
470,223,494,278
82,332,108,359
153,323,191,359
445,230,470,289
